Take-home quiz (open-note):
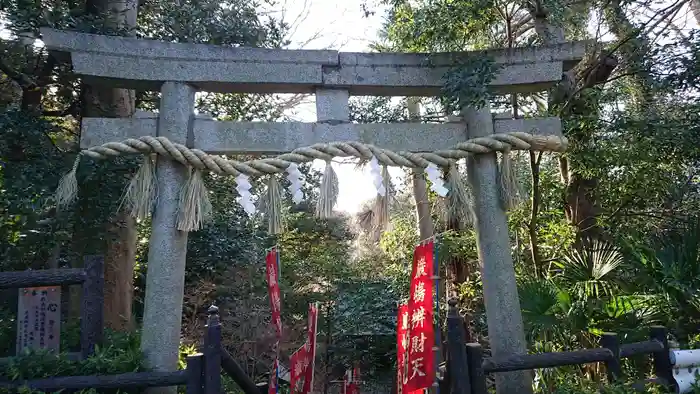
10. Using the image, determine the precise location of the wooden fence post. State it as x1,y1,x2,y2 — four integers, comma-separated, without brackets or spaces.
204,305,222,394
600,333,621,382
80,255,104,358
446,299,470,394
186,353,205,394
650,326,674,389
465,344,487,394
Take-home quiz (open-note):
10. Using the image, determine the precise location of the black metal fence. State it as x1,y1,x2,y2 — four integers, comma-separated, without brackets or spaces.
0,259,261,394
445,299,676,394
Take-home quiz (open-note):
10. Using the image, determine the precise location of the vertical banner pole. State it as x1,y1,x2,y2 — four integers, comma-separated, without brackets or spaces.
310,302,319,390
276,245,281,284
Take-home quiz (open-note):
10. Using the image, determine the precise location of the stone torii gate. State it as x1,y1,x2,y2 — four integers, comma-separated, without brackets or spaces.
41,28,586,394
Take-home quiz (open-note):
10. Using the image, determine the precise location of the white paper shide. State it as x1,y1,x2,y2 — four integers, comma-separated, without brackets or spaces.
286,163,305,204
235,174,256,215
368,156,386,197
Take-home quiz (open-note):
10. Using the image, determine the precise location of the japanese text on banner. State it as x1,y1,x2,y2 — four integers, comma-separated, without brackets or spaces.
266,247,282,338
396,304,409,394
290,345,308,394
405,242,436,392
344,366,361,394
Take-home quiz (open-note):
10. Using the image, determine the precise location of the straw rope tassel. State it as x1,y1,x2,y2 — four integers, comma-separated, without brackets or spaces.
55,154,82,208
498,148,521,210
445,163,474,228
266,175,284,234
121,154,158,220
176,168,212,231
316,161,338,219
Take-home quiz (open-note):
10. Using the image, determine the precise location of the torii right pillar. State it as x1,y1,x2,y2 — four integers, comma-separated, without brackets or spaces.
463,105,532,394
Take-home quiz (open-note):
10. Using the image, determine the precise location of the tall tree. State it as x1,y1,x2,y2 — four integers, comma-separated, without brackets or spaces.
79,0,139,331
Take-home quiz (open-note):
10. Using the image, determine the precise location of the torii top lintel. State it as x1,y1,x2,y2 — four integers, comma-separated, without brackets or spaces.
40,28,589,96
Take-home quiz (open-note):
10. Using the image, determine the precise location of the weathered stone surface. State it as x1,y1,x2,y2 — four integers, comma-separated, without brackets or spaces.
80,116,561,154
140,82,194,394
464,105,532,394
323,61,562,95
40,28,589,95
40,28,338,64
339,41,590,68
70,52,325,90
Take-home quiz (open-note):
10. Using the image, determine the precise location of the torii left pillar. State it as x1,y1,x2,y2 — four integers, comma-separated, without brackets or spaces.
141,81,196,394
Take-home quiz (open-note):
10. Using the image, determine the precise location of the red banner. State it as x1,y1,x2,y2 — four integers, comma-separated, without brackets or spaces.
404,241,435,392
290,345,307,394
344,365,361,394
268,355,279,394
302,302,319,394
266,247,282,338
396,304,409,394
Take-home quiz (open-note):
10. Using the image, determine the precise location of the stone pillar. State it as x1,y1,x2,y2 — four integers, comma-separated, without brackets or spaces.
141,82,196,394
463,105,532,394
315,88,349,122
315,88,348,394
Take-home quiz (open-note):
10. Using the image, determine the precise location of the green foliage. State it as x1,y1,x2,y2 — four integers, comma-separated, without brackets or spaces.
137,0,287,47
441,56,502,111
0,109,70,271
1,0,700,391
554,240,624,300
0,330,144,394
534,376,671,393
380,0,498,52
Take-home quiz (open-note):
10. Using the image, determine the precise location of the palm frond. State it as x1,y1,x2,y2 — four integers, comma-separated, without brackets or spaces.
518,277,568,342
554,239,625,300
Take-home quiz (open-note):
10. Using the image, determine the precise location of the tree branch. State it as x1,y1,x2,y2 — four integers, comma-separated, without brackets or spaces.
0,57,36,88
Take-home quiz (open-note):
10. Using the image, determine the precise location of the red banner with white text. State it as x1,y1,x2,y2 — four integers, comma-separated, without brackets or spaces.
344,365,361,394
266,247,282,338
302,302,319,394
266,248,281,394
396,304,409,394
290,345,307,394
404,241,435,392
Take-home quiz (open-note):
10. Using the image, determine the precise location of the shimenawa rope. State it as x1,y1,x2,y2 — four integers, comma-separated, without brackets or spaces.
55,131,567,232
74,131,567,176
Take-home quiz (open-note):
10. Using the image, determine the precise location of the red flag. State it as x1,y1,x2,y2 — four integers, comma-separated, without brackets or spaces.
302,303,319,394
266,247,282,338
344,368,359,394
343,369,350,394
268,355,279,394
405,242,436,392
290,345,308,394
345,365,361,394
396,304,409,394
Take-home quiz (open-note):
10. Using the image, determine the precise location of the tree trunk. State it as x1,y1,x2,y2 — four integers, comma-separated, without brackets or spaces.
526,3,611,241
603,0,655,111
528,151,543,277
407,99,435,241
76,0,138,331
